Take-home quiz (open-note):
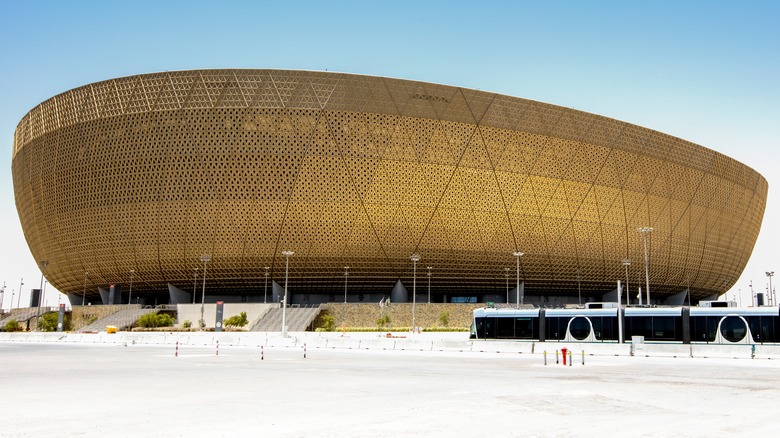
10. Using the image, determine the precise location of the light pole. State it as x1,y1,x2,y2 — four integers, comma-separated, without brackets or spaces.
512,251,524,307
767,271,775,306
200,254,211,328
36,260,49,327
427,266,432,304
0,282,5,311
410,254,420,332
577,269,582,306
622,259,631,305
128,269,135,305
344,266,349,303
10,290,14,311
637,227,653,306
281,250,294,337
17,278,23,308
192,268,198,304
264,266,270,303
504,267,510,304
81,273,88,305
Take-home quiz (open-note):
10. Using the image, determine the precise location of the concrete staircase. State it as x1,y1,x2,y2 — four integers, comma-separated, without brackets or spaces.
77,305,159,332
0,308,48,327
251,306,322,332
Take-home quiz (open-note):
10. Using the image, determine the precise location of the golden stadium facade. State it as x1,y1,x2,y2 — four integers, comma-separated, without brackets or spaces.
12,69,767,305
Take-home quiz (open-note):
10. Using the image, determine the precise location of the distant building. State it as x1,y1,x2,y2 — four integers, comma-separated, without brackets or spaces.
11,70,767,305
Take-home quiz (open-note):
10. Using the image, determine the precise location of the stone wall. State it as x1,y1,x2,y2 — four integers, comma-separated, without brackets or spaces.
320,303,481,330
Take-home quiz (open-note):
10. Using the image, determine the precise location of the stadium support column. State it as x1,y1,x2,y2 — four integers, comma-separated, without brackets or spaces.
200,254,211,329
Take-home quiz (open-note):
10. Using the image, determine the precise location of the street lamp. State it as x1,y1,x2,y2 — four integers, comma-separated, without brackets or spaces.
128,269,135,305
504,267,510,304
637,227,653,306
622,259,631,305
427,266,432,304
264,266,270,303
36,260,49,327
192,268,198,304
577,269,582,306
512,251,524,307
81,273,88,306
200,254,211,328
767,271,775,306
0,282,5,311
410,254,420,332
344,266,349,303
17,278,23,308
281,250,294,337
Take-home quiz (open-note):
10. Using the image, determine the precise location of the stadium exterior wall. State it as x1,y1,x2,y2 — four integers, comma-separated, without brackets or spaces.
11,69,767,304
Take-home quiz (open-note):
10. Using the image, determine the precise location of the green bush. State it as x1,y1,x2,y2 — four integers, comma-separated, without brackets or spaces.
182,320,192,329
3,319,21,332
438,311,450,327
376,314,391,329
135,313,176,328
320,314,335,331
224,312,249,328
38,313,64,332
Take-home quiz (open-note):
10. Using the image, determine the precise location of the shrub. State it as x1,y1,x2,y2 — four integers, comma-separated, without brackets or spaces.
376,314,391,329
135,313,176,328
3,319,21,332
224,312,248,328
438,311,450,327
320,314,335,331
38,313,61,332
182,320,192,329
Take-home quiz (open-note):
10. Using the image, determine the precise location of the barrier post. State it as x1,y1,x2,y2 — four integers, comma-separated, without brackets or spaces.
561,348,568,365
175,341,179,357
216,340,219,356
544,351,547,365
304,343,307,359
569,350,572,366
261,345,264,361
582,350,585,365
556,350,559,364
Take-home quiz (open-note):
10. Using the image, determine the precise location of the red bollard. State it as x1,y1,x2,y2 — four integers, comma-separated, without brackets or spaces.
561,348,568,365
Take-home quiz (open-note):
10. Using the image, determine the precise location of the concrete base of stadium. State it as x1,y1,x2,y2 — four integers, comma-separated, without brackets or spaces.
2,331,779,359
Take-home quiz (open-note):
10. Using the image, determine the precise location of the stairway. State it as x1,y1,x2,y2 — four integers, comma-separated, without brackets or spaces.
77,306,159,332
251,306,321,332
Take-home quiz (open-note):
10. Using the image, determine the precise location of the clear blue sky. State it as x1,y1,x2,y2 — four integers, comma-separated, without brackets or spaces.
1,0,778,308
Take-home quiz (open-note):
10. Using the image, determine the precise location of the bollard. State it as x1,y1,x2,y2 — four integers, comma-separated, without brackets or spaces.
175,341,179,357
569,350,572,367
304,343,307,359
261,345,264,361
216,340,219,356
556,350,559,364
544,350,547,365
561,348,568,365
752,344,756,359
582,350,585,365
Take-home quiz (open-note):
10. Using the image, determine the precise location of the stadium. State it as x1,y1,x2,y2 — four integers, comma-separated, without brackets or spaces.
11,69,767,307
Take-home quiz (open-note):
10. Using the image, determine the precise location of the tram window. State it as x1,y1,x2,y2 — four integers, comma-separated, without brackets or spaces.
515,317,536,339
591,317,602,339
484,317,496,338
569,317,590,341
720,316,747,342
496,317,514,338
690,316,717,342
475,318,485,339
546,317,570,341
652,317,677,340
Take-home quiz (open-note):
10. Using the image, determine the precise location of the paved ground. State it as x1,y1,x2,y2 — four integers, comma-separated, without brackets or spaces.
1,341,778,437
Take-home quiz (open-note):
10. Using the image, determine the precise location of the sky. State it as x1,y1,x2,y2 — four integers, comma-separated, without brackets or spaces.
0,0,778,309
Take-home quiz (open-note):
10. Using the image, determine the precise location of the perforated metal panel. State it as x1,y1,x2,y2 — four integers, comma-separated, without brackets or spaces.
11,69,767,302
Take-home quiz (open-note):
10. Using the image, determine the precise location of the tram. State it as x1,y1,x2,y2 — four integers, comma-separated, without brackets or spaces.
471,303,780,344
